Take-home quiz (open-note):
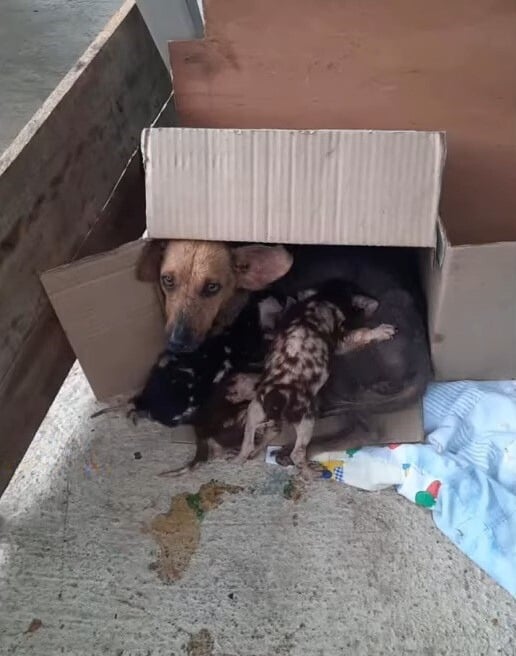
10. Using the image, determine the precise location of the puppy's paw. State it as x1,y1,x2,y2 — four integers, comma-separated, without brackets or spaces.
307,460,326,475
230,449,252,465
289,448,308,470
300,463,320,482
223,448,240,461
373,323,397,342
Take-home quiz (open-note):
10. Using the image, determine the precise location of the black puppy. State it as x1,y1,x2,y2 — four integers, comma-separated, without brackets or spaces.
129,292,289,427
268,245,433,416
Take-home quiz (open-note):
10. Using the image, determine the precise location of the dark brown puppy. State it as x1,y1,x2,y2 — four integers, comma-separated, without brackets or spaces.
268,245,433,415
158,371,265,476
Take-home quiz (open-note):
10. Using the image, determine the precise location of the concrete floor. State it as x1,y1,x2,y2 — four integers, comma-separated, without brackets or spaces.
1,2,516,654
0,0,122,152
1,364,516,655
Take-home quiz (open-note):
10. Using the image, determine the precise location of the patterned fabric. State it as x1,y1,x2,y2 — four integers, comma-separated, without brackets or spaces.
314,381,516,597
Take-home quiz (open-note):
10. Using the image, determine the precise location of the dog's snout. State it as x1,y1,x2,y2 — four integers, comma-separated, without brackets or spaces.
167,320,197,353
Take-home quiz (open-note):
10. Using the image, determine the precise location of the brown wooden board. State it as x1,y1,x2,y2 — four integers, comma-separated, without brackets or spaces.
169,0,516,246
0,1,173,493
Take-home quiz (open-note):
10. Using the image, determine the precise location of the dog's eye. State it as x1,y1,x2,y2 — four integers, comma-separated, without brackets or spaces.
161,274,175,289
202,281,222,297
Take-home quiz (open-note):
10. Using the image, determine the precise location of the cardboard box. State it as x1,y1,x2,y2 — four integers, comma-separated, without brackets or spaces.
42,126,448,446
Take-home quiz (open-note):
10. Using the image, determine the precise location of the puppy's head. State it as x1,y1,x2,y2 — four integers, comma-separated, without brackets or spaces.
136,240,292,352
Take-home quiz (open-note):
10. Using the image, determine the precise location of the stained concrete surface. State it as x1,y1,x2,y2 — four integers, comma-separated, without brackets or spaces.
0,364,515,655
0,0,122,152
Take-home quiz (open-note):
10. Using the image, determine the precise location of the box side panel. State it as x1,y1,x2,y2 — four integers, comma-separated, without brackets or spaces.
167,402,423,446
169,0,516,246
145,128,443,247
0,2,172,492
428,243,516,380
41,242,165,401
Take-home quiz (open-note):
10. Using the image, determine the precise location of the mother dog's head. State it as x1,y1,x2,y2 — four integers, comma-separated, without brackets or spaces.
136,240,293,352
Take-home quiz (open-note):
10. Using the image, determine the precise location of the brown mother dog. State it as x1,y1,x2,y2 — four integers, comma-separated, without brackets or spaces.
136,239,292,352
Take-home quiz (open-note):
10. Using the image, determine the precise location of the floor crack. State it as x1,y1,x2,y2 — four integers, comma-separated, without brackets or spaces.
57,474,71,602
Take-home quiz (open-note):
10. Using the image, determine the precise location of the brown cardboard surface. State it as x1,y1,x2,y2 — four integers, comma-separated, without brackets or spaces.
169,0,516,246
41,241,165,401
428,242,516,380
166,403,424,446
143,127,444,246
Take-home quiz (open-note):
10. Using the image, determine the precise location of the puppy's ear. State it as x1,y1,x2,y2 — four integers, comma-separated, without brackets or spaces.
231,245,293,290
136,239,166,282
351,294,379,318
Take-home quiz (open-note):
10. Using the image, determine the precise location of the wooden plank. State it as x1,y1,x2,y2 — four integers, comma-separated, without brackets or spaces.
0,0,173,493
168,0,516,245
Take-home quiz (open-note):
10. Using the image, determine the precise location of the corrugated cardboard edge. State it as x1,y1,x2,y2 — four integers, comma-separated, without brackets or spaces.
427,240,516,380
142,128,445,247
41,241,166,401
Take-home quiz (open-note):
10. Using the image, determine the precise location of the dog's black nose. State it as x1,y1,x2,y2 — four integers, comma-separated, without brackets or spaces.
167,322,196,353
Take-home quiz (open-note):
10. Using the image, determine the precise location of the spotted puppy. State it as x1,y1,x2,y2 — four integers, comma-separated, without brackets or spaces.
236,280,397,472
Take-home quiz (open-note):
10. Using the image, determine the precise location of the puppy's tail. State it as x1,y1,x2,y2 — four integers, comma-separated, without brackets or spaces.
90,403,129,419
157,439,209,477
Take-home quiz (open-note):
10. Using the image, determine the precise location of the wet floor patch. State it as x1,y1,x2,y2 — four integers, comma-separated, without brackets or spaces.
250,467,292,496
186,628,214,656
282,473,306,502
25,619,43,634
147,480,243,582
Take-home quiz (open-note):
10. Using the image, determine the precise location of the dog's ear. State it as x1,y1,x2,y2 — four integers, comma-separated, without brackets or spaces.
351,294,379,318
136,239,166,282
231,245,293,290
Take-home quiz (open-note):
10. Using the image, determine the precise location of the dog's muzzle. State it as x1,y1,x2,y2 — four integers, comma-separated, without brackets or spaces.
166,320,197,353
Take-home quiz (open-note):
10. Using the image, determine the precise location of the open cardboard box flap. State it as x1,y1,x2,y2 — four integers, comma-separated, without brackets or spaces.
41,241,164,401
425,238,516,380
42,128,445,445
143,127,444,246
